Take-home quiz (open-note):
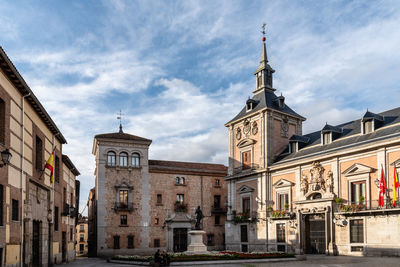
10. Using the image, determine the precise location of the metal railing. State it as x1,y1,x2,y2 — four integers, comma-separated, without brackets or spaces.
113,202,135,211
233,163,260,174
211,205,227,214
335,199,400,213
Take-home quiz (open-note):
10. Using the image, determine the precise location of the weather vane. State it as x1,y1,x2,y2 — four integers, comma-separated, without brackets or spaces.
261,23,266,42
117,110,124,133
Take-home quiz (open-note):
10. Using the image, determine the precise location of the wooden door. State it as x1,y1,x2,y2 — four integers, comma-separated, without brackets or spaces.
32,221,40,267
173,228,187,252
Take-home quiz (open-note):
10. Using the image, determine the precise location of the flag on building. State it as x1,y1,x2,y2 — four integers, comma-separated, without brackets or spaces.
378,168,386,207
393,167,399,207
45,150,55,183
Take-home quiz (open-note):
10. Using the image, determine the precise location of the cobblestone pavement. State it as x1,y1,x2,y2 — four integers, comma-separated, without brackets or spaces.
67,255,400,267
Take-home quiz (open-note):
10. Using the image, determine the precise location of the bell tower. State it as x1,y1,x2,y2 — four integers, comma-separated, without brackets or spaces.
253,24,275,94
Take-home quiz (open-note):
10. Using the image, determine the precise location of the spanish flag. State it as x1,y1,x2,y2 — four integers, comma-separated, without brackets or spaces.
393,167,399,207
45,150,55,183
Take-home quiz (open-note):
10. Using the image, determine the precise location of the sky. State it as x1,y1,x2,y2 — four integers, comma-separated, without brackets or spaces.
1,0,400,214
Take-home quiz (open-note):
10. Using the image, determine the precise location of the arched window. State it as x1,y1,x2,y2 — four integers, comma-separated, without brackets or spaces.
132,153,140,167
181,177,185,184
119,152,128,167
175,177,180,184
107,151,116,166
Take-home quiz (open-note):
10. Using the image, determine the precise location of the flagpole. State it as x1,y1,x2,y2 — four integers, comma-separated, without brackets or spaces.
51,135,56,265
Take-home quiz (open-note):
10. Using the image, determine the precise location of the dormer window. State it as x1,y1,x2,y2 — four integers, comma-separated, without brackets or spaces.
363,120,373,134
246,99,256,112
290,142,297,153
323,132,331,145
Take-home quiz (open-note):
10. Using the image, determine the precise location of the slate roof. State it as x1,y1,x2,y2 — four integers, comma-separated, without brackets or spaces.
321,124,342,133
363,110,384,121
95,132,152,142
275,107,400,164
226,90,305,125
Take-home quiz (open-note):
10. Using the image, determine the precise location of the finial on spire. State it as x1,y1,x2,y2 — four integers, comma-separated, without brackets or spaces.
117,110,124,133
261,23,266,42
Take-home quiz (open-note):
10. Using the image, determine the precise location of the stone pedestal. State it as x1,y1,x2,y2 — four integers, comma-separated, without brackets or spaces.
186,230,208,254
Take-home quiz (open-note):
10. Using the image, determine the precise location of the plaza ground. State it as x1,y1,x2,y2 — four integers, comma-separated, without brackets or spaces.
67,255,399,267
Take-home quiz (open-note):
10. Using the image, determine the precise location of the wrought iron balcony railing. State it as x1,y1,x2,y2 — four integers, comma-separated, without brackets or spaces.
113,202,135,212
334,199,400,214
233,163,260,174
211,205,227,214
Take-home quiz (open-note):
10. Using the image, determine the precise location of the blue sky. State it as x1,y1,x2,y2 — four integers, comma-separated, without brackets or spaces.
1,0,400,214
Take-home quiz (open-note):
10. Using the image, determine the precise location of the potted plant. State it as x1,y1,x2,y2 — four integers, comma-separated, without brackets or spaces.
284,203,290,211
267,206,273,212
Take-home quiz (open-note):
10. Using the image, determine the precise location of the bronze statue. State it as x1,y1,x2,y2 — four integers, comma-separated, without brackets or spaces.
195,206,203,230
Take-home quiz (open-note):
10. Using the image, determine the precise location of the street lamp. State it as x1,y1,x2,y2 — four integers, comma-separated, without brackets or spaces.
0,149,12,167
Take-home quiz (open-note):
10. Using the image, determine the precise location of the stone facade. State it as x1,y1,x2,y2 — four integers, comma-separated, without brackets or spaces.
76,217,88,256
224,37,400,257
91,130,227,257
0,47,80,266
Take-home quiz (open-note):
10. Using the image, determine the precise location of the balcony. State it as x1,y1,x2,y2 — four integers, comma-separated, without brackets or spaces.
231,211,258,224
211,206,227,214
62,203,70,216
174,202,188,212
113,202,135,212
267,210,296,220
233,163,260,175
69,206,76,218
334,199,400,215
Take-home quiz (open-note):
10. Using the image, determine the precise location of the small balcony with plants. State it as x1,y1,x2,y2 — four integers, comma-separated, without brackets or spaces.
174,201,188,213
266,204,296,220
231,210,258,224
113,202,135,212
334,197,400,215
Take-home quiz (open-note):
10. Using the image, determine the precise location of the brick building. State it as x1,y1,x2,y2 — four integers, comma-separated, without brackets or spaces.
90,128,227,257
76,216,88,256
224,37,400,256
0,47,80,266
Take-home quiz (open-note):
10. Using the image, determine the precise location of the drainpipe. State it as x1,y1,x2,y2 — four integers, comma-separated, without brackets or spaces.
20,92,30,267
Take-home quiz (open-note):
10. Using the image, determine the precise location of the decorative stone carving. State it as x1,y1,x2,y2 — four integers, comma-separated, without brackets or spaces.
326,170,333,192
281,116,289,138
300,175,308,194
251,122,258,135
309,161,325,191
243,119,251,135
236,128,242,140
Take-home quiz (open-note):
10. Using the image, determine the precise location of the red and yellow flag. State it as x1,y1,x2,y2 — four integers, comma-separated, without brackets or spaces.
393,167,399,207
378,168,386,207
45,150,55,183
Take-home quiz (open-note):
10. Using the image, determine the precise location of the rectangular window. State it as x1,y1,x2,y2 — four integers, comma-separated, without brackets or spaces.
323,133,330,144
70,192,74,206
0,184,3,226
35,136,43,171
214,215,220,225
120,215,127,225
240,225,248,242
241,151,251,169
80,225,84,232
364,121,372,134
207,234,214,246
215,179,220,187
80,234,84,242
350,219,364,243
276,223,286,243
54,206,59,231
119,190,128,205
113,235,120,249
157,194,162,204
214,195,221,208
176,194,184,203
154,238,160,248
155,218,159,225
79,244,84,252
0,98,5,144
12,199,18,221
278,193,289,211
128,235,134,248
351,181,366,204
55,156,60,183
242,197,250,214
70,227,73,241
257,72,262,87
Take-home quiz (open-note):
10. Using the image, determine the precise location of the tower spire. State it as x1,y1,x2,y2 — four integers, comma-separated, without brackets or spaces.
253,24,275,94
117,110,124,133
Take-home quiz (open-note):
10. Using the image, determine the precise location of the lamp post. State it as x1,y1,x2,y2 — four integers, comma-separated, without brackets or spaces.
0,148,12,167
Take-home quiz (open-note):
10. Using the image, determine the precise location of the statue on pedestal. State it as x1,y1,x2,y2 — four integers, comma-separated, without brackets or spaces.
195,206,203,230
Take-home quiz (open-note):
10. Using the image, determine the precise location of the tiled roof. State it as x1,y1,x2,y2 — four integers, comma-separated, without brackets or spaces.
0,46,67,144
62,154,80,176
275,107,400,164
95,132,152,142
149,159,227,175
226,90,305,125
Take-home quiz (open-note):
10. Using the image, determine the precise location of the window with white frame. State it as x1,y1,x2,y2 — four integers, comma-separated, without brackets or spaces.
242,197,250,214
132,153,140,167
176,194,184,203
351,181,366,204
107,151,116,166
119,152,128,167
323,132,331,145
364,121,373,134
175,176,186,185
277,193,289,211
